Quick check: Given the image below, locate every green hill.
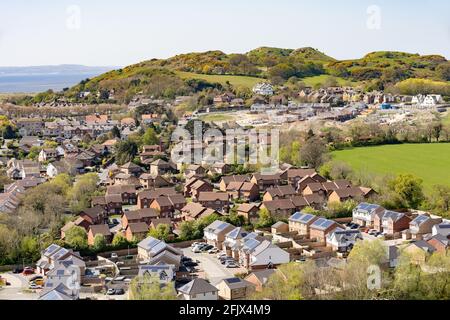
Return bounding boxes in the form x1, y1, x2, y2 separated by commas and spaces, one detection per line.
11, 47, 449, 105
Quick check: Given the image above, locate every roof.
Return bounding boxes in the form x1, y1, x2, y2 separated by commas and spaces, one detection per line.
246, 269, 276, 285
272, 221, 288, 229
178, 278, 218, 295
289, 212, 317, 224
127, 222, 149, 234
81, 206, 104, 219
285, 168, 317, 179
221, 175, 250, 185
221, 277, 255, 290
89, 224, 112, 237
265, 185, 297, 197
139, 188, 178, 200
382, 211, 405, 222
226, 227, 249, 240
262, 199, 295, 211
237, 203, 259, 213
310, 218, 336, 231
410, 214, 431, 227
198, 192, 229, 202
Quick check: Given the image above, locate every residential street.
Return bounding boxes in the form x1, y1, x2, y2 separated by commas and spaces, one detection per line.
0, 273, 38, 300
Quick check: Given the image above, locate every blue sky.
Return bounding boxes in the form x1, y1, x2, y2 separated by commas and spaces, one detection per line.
0, 0, 449, 66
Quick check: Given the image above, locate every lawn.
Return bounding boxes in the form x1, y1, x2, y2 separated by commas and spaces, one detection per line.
199, 113, 235, 122
176, 71, 262, 89
300, 75, 358, 87
332, 143, 450, 191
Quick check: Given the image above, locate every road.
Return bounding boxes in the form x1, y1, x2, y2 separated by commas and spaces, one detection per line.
182, 248, 247, 286
0, 273, 39, 300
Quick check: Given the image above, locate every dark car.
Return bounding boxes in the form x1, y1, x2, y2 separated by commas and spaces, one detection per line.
13, 267, 23, 274
200, 245, 214, 251
183, 261, 198, 267
181, 257, 192, 262
115, 288, 125, 295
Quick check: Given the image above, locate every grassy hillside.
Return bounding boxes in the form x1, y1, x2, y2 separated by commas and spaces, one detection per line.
176, 71, 262, 89
10, 47, 449, 105
332, 144, 450, 191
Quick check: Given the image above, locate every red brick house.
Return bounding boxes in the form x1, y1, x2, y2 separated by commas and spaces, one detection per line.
197, 192, 230, 212
88, 224, 112, 246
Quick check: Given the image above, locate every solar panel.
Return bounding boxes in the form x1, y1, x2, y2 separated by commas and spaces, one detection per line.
52, 248, 69, 260
227, 278, 241, 284
57, 270, 65, 276
217, 222, 229, 230
300, 214, 314, 222
290, 212, 302, 221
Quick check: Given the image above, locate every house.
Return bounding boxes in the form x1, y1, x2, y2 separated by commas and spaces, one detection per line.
79, 206, 106, 225
226, 181, 260, 202
427, 234, 449, 253
120, 162, 142, 176
197, 192, 230, 212
61, 217, 91, 239
280, 168, 323, 188
352, 203, 385, 227
106, 184, 137, 205
409, 214, 442, 240
328, 187, 374, 204
103, 194, 124, 215
217, 278, 256, 300
46, 162, 68, 178
125, 222, 150, 241
403, 241, 436, 264
288, 212, 319, 237
150, 195, 186, 218
209, 163, 232, 176
253, 83, 274, 96
39, 282, 78, 301
185, 164, 206, 178
374, 211, 412, 235
223, 227, 250, 260
137, 265, 175, 285
137, 236, 182, 264
181, 202, 218, 221
87, 224, 112, 246
261, 199, 296, 218
36, 244, 85, 276
189, 180, 214, 199
240, 239, 290, 270
219, 175, 250, 191
432, 222, 450, 237
204, 220, 235, 250
177, 278, 219, 301
236, 203, 260, 224
263, 185, 297, 201
326, 228, 363, 252
122, 208, 158, 229
38, 148, 58, 162
244, 269, 276, 292
251, 173, 282, 191
271, 221, 289, 234
137, 187, 178, 209
150, 159, 172, 176
309, 218, 341, 243
139, 174, 171, 189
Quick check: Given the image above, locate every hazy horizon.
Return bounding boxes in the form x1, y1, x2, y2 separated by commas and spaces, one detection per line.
0, 0, 449, 67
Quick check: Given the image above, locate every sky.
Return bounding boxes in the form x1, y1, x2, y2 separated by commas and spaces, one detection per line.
0, 0, 449, 67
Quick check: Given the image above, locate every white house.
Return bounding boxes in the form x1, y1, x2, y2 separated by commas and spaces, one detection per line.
352, 203, 385, 227
422, 94, 444, 106
240, 237, 290, 270
137, 236, 182, 264
204, 220, 235, 250
137, 264, 175, 284
253, 83, 274, 96
223, 227, 250, 260
326, 228, 363, 252
177, 278, 218, 300
432, 222, 450, 237
36, 244, 85, 276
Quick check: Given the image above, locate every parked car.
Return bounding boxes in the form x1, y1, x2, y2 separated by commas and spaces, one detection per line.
200, 245, 213, 252
22, 267, 34, 276
106, 288, 116, 295
181, 256, 192, 262
220, 257, 235, 265
13, 267, 23, 274
29, 284, 42, 290
115, 288, 125, 295
225, 261, 239, 268
217, 252, 227, 259
183, 261, 198, 267
190, 242, 203, 248
29, 275, 43, 282
111, 253, 118, 259
208, 248, 219, 254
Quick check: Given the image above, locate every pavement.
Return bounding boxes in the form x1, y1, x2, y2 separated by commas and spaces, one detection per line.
0, 273, 39, 300
182, 248, 247, 286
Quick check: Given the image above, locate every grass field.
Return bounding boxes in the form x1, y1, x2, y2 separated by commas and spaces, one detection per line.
332, 143, 450, 191
300, 75, 358, 87
199, 113, 235, 122
176, 71, 262, 89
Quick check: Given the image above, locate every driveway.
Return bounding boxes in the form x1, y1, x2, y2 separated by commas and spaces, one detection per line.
0, 273, 39, 300
182, 248, 247, 286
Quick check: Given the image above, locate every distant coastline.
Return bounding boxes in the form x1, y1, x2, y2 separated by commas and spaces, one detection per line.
0, 65, 116, 93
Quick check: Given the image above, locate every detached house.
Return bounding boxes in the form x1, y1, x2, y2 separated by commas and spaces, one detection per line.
150, 195, 186, 218
87, 224, 112, 246
219, 175, 250, 192
197, 192, 230, 212
189, 180, 214, 199
236, 203, 260, 224
217, 278, 255, 300
204, 220, 235, 250
38, 148, 58, 163
239, 238, 290, 270
309, 218, 342, 243
137, 187, 178, 209
263, 185, 297, 201
139, 173, 171, 189
125, 222, 150, 241
106, 184, 137, 205
409, 214, 442, 240
374, 211, 412, 235
352, 202, 385, 227
289, 212, 320, 237
326, 228, 363, 252
251, 173, 282, 192
226, 181, 260, 202
178, 278, 219, 301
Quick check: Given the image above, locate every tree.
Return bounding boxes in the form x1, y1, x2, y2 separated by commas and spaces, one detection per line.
300, 136, 329, 169
111, 126, 121, 139
252, 263, 304, 300
129, 274, 177, 300
112, 233, 129, 248
2, 125, 16, 139
148, 224, 171, 242
115, 140, 138, 165
64, 226, 88, 250
388, 174, 425, 209
255, 208, 274, 228
428, 185, 450, 217
20, 236, 40, 263
142, 128, 158, 146
93, 234, 107, 252
68, 173, 100, 212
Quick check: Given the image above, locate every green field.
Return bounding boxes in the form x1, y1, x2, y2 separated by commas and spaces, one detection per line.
177, 71, 262, 89
332, 143, 450, 191
199, 113, 235, 122
300, 75, 358, 87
